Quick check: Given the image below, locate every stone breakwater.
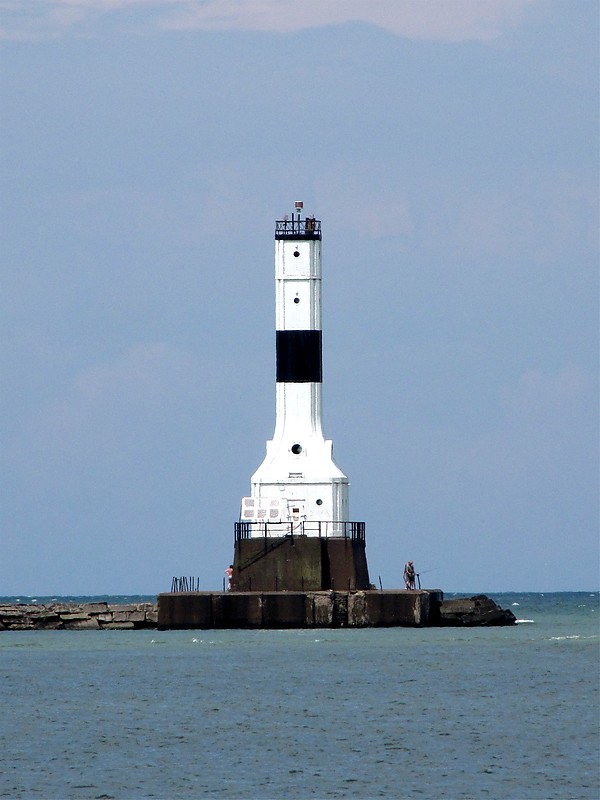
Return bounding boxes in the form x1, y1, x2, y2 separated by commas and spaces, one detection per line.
0, 602, 158, 631
0, 594, 516, 630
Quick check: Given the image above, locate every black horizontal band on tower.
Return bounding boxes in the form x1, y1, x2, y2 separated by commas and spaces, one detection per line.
276, 330, 322, 383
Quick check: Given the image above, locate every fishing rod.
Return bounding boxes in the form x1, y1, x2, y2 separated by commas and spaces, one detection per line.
414, 568, 438, 590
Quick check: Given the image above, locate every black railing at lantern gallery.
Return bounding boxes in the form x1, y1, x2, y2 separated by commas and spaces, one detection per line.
275, 217, 321, 240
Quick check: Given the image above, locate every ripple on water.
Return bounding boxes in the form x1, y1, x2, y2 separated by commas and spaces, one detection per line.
0, 594, 598, 799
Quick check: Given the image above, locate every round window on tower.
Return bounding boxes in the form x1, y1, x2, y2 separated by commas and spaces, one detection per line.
316, 499, 323, 506
291, 444, 302, 455
293, 296, 300, 304
293, 250, 300, 258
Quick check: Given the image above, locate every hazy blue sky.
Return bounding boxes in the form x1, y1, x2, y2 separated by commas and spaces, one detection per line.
1, 1, 598, 595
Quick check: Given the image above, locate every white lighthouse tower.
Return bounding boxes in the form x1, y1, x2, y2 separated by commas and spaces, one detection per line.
233, 203, 368, 593
240, 201, 349, 536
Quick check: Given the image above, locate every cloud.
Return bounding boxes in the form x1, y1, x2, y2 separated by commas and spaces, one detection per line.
454, 365, 596, 490
0, 0, 538, 42
425, 173, 598, 267
6, 343, 210, 484
162, 0, 536, 41
73, 341, 198, 406
315, 166, 414, 238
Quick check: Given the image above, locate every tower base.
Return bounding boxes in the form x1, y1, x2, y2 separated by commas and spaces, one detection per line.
157, 590, 444, 629
232, 535, 370, 592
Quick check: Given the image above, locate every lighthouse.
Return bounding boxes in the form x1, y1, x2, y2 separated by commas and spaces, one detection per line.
234, 202, 369, 592
156, 203, 451, 626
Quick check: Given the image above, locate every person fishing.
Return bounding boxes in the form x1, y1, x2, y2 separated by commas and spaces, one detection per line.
403, 560, 416, 590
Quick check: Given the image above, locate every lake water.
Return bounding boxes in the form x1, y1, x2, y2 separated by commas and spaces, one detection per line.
0, 592, 598, 799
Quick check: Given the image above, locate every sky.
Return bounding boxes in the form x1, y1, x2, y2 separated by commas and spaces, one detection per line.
1, 0, 598, 595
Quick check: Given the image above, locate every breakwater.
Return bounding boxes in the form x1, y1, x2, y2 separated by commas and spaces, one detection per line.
0, 601, 158, 630
158, 590, 516, 629
0, 593, 516, 630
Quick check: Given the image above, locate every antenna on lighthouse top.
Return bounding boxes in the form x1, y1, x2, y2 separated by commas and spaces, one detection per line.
275, 203, 320, 239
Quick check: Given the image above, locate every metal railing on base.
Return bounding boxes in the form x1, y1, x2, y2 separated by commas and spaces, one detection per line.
234, 520, 365, 543
171, 576, 201, 592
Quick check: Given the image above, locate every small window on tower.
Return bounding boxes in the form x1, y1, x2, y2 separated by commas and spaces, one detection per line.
293, 297, 300, 304
293, 250, 300, 257
316, 499, 323, 506
291, 444, 302, 455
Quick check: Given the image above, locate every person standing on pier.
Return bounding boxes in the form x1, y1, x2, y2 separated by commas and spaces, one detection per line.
225, 565, 233, 590
404, 561, 416, 590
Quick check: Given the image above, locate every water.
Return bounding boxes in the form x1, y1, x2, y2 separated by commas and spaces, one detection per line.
0, 592, 598, 800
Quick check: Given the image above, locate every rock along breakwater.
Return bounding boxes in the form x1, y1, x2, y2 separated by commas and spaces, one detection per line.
0, 601, 158, 631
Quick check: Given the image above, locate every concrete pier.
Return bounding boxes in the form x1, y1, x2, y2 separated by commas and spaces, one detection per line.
0, 593, 515, 631
157, 589, 444, 629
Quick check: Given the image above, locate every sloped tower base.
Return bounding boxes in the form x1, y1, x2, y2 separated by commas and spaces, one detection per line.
232, 536, 370, 592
